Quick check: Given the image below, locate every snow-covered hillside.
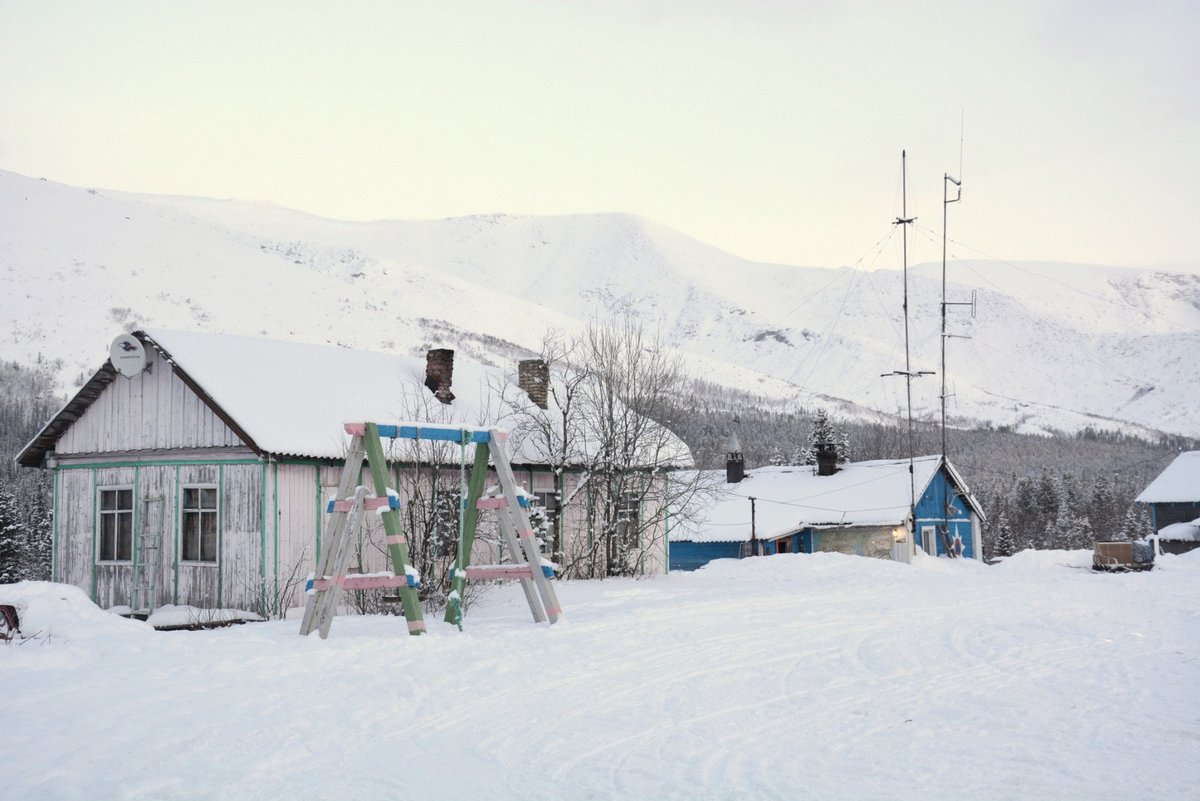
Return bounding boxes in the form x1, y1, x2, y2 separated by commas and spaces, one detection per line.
3, 169, 1198, 438
3, 551, 1198, 800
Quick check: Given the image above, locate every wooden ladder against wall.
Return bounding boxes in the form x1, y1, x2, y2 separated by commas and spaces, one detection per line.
130, 496, 164, 618
299, 428, 424, 639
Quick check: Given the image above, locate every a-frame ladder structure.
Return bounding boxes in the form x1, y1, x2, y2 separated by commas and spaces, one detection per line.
300, 422, 562, 639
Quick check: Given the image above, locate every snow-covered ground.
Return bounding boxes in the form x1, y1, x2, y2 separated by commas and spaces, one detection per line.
3, 551, 1198, 800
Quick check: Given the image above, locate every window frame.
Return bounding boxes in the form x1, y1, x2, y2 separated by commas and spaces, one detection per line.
96, 485, 135, 564
616, 490, 641, 549
179, 484, 220, 565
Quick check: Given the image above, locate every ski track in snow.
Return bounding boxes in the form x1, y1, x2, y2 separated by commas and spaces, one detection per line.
3, 552, 1199, 800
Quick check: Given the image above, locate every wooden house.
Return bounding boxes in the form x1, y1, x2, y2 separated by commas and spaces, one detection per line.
1136, 451, 1200, 555
16, 329, 687, 616
669, 454, 985, 571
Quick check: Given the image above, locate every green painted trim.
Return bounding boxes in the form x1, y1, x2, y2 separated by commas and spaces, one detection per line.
216, 464, 224, 608
314, 464, 322, 561
260, 460, 268, 618
89, 468, 97, 601
172, 465, 180, 605
133, 465, 141, 607
57, 458, 262, 471
51, 468, 60, 582
272, 461, 279, 616
663, 471, 670, 575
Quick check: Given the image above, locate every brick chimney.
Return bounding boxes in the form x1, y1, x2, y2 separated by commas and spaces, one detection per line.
424, 349, 455, 404
518, 358, 549, 409
725, 431, 745, 484
814, 442, 838, 476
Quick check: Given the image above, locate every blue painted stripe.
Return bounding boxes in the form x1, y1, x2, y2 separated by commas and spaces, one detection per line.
326, 495, 402, 513
375, 424, 491, 443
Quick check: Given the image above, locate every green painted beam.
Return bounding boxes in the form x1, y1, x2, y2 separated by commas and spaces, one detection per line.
362, 423, 426, 635
445, 441, 491, 624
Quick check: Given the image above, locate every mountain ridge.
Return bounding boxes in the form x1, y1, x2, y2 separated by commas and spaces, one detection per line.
2, 168, 1196, 440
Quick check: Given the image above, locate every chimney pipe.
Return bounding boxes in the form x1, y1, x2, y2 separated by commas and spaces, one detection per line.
726, 430, 745, 483
815, 442, 838, 476
518, 358, 549, 409
424, 348, 455, 404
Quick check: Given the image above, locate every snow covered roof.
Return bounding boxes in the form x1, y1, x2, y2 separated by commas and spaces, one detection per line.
674, 456, 979, 543
1136, 451, 1200, 503
20, 328, 691, 467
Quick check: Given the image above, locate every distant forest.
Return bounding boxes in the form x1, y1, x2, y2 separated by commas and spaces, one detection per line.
0, 360, 1192, 582
0, 360, 58, 582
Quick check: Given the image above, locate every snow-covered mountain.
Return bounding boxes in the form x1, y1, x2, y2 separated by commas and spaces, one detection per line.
3, 169, 1198, 439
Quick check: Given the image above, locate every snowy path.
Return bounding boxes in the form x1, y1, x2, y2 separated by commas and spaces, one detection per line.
3, 551, 1198, 800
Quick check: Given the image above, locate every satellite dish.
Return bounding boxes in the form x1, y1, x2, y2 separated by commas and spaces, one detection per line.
109, 334, 147, 378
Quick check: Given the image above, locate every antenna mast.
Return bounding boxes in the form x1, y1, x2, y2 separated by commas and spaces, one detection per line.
882, 151, 931, 514
940, 171, 962, 460
939, 114, 975, 557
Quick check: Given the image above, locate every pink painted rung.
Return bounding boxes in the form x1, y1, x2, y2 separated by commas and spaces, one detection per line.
343, 423, 366, 436
476, 497, 507, 509
311, 575, 415, 591
465, 565, 535, 580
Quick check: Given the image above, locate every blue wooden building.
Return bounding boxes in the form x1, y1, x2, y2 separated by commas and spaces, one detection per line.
670, 455, 985, 571
1136, 451, 1200, 554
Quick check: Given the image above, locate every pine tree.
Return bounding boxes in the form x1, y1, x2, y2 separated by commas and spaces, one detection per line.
800, 409, 852, 465
992, 510, 1017, 559
1117, 504, 1152, 541
0, 486, 20, 584
1049, 506, 1093, 550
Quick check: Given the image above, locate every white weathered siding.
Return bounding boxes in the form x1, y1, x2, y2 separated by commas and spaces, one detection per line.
56, 349, 244, 454
56, 469, 96, 592
175, 464, 219, 609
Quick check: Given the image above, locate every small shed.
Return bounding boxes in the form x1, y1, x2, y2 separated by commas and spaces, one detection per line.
669, 455, 985, 571
1136, 451, 1200, 555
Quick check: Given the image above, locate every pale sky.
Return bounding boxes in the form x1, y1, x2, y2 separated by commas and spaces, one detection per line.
2, 1, 1197, 271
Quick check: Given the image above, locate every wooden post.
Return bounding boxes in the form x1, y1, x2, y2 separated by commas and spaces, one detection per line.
445, 439, 491, 624
362, 423, 426, 635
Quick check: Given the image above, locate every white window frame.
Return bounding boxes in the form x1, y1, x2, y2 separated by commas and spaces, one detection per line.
920, 524, 937, 556
96, 485, 135, 564
179, 484, 220, 565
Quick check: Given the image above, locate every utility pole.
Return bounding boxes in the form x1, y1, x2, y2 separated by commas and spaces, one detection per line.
748, 496, 758, 556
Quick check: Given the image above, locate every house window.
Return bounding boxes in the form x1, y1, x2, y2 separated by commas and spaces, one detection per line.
98, 487, 134, 562
181, 486, 218, 563
616, 491, 640, 548
533, 490, 559, 529
777, 538, 790, 554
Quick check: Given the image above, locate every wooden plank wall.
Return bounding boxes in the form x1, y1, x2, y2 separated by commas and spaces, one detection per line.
56, 469, 97, 595
55, 348, 243, 454
90, 466, 135, 609
175, 464, 219, 609
220, 464, 264, 613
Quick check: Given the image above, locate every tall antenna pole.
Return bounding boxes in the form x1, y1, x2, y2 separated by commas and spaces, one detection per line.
941, 171, 961, 461
896, 152, 919, 511
882, 151, 932, 547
